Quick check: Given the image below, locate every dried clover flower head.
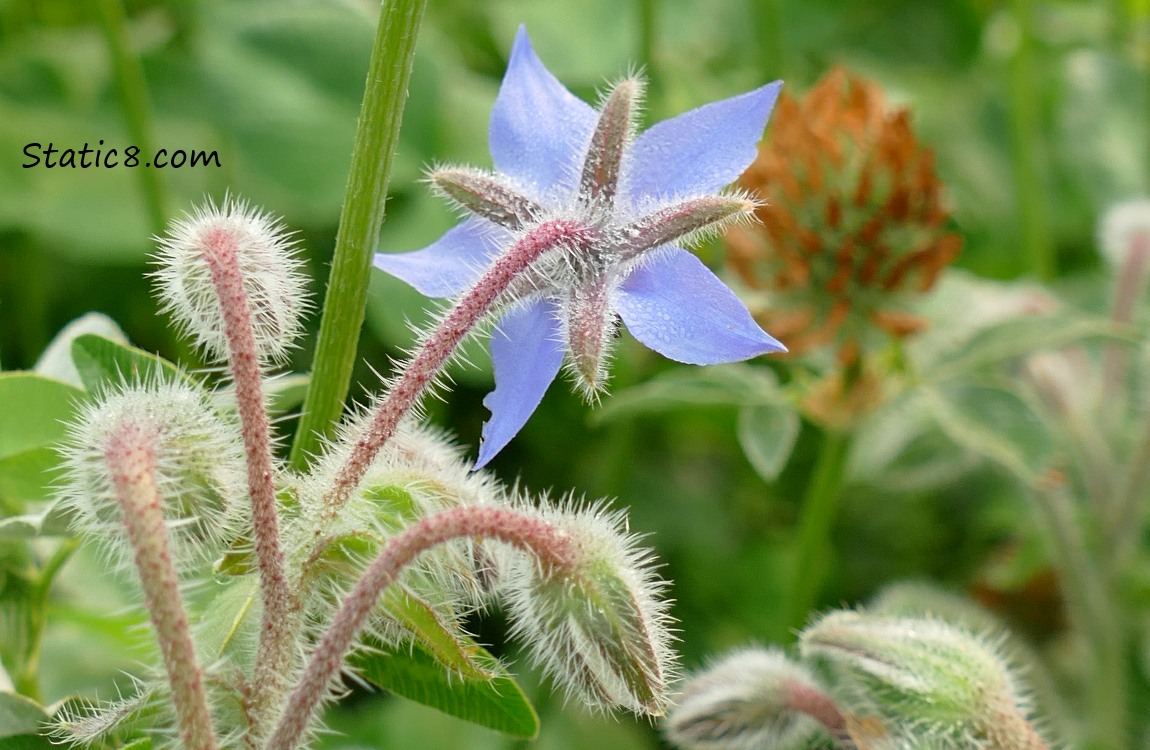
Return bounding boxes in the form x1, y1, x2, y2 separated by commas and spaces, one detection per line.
725, 67, 961, 365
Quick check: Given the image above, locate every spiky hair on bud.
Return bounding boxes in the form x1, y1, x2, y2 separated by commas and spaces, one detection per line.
151, 196, 310, 363
286, 417, 510, 664
500, 499, 677, 716
59, 380, 247, 573
799, 612, 1050, 750
664, 646, 838, 750
295, 414, 507, 586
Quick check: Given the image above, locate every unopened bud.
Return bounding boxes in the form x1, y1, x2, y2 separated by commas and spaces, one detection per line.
60, 381, 247, 570
503, 503, 676, 716
665, 646, 839, 750
799, 612, 1048, 750
1099, 198, 1150, 270
151, 197, 309, 363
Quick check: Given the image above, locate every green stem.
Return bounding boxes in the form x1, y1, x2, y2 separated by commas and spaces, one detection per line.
636, 0, 658, 90
784, 429, 850, 635
290, 0, 429, 469
751, 0, 786, 79
1006, 0, 1054, 280
94, 0, 168, 235
1029, 486, 1125, 750
1110, 404, 1150, 570
15, 539, 79, 701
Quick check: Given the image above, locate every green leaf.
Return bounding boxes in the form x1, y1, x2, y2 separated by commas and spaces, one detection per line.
118, 739, 152, 750
921, 382, 1053, 486
69, 334, 184, 393
926, 312, 1132, 382
265, 373, 310, 416
212, 373, 310, 418
737, 402, 800, 482
380, 587, 490, 680
0, 692, 49, 738
0, 374, 85, 502
33, 313, 128, 388
350, 642, 539, 739
594, 365, 784, 424
0, 500, 72, 539
193, 576, 259, 663
303, 530, 490, 679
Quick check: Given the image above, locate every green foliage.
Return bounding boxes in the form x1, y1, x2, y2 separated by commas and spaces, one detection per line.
350, 643, 539, 739
4, 1, 1150, 748
0, 374, 84, 503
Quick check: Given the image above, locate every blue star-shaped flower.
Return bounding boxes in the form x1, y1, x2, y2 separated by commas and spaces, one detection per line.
376, 27, 786, 467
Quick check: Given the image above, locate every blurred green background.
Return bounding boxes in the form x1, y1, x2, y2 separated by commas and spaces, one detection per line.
1, 0, 1147, 747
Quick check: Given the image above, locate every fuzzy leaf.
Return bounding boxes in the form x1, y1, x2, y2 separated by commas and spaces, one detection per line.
0, 373, 85, 502
118, 739, 153, 750
69, 334, 185, 393
381, 587, 491, 680
195, 576, 260, 663
211, 372, 311, 418
0, 500, 72, 539
737, 402, 800, 481
593, 364, 784, 423
926, 313, 1132, 382
921, 382, 1053, 486
0, 693, 49, 738
350, 642, 539, 739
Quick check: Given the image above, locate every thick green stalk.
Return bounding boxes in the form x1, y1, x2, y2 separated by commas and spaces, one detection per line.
94, 0, 168, 234
752, 0, 786, 79
290, 0, 429, 468
13, 540, 78, 700
1006, 0, 1055, 280
783, 429, 850, 636
636, 0, 658, 89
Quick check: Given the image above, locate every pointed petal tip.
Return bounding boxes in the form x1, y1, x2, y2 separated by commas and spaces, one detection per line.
510, 24, 533, 58
490, 25, 597, 193
616, 248, 789, 365
474, 300, 565, 469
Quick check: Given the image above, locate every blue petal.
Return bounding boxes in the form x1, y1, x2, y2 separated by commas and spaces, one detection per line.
622, 81, 783, 200
374, 219, 510, 298
476, 298, 565, 468
614, 248, 786, 364
488, 27, 598, 195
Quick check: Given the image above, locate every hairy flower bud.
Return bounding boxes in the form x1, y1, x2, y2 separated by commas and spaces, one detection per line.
665, 647, 840, 750
799, 612, 1048, 750
60, 380, 247, 571
502, 502, 676, 716
1099, 198, 1150, 271
151, 197, 309, 363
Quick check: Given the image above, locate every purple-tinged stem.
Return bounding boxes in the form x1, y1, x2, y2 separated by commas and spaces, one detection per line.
106, 424, 218, 750
323, 219, 594, 515
780, 679, 848, 741
201, 228, 295, 735
266, 505, 576, 750
1101, 231, 1150, 403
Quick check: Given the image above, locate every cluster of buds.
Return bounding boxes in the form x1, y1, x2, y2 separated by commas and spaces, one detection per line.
55, 197, 676, 750
666, 610, 1050, 750
725, 68, 961, 368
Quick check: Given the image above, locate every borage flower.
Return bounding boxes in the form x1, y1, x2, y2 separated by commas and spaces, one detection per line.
376, 27, 785, 466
